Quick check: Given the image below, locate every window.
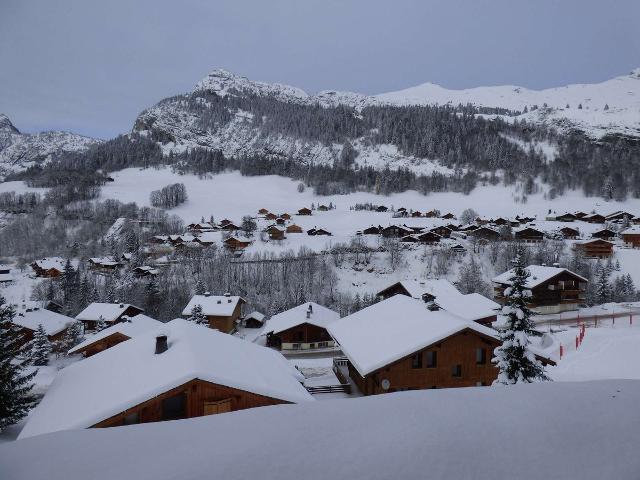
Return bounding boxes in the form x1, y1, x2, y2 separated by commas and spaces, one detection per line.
476, 348, 487, 365
411, 352, 422, 369
309, 343, 316, 349
123, 412, 139, 425
292, 343, 301, 350
203, 399, 231, 416
318, 341, 328, 348
451, 365, 462, 377
161, 393, 186, 420
426, 351, 437, 368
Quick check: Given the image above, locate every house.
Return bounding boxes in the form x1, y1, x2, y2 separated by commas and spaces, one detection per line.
30, 257, 66, 278
559, 226, 580, 240
223, 236, 252, 251
416, 231, 441, 244
327, 295, 504, 394
18, 319, 312, 440
591, 228, 616, 241
574, 211, 588, 219
68, 314, 162, 357
0, 265, 12, 284
220, 222, 240, 231
307, 227, 332, 236
317, 205, 329, 212
286, 224, 303, 234
450, 243, 466, 254
275, 217, 286, 225
441, 212, 456, 220
468, 226, 500, 242
88, 257, 122, 273
411, 210, 422, 218
297, 207, 312, 216
11, 303, 73, 346
265, 225, 286, 240
573, 239, 614, 258
621, 226, 640, 248
424, 209, 439, 218
381, 225, 413, 238
375, 205, 388, 212
187, 222, 215, 232
583, 213, 606, 224
76, 303, 144, 332
493, 217, 511, 226
514, 226, 545, 243
362, 225, 382, 235
555, 213, 577, 222
181, 293, 246, 333
257, 208, 269, 215
265, 212, 278, 221
606, 211, 635, 222
265, 302, 340, 352
133, 266, 160, 277
430, 226, 452, 238
279, 213, 291, 220
493, 265, 588, 314
400, 235, 420, 243
445, 223, 460, 231
243, 311, 266, 329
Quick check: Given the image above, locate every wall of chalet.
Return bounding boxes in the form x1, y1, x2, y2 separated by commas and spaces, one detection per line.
76, 332, 131, 357
274, 323, 332, 344
207, 303, 242, 333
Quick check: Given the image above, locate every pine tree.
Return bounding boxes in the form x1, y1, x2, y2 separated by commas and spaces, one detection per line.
188, 304, 208, 326
95, 316, 107, 332
493, 255, 548, 385
194, 278, 206, 295
595, 266, 610, 304
63, 320, 84, 352
144, 277, 162, 318
0, 298, 37, 431
30, 324, 52, 366
62, 259, 78, 314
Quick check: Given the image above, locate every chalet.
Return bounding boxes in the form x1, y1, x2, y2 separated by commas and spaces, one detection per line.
583, 213, 606, 224
76, 303, 145, 332
430, 226, 452, 238
0, 265, 12, 284
493, 217, 510, 226
555, 213, 577, 222
621, 226, 640, 248
375, 205, 388, 212
400, 235, 420, 243
257, 208, 269, 215
445, 223, 460, 231
411, 210, 422, 218
416, 231, 441, 244
591, 228, 616, 241
516, 216, 535, 224
181, 293, 246, 333
450, 243, 466, 254
265, 303, 340, 352
265, 212, 278, 220
68, 314, 162, 358
559, 226, 580, 240
266, 225, 286, 240
220, 222, 240, 231
18, 319, 312, 440
307, 227, 332, 236
396, 207, 408, 216
187, 222, 215, 232
275, 217, 286, 225
606, 211, 635, 222
493, 265, 588, 314
574, 211, 588, 219
193, 232, 217, 246
424, 210, 438, 218
243, 311, 266, 328
460, 224, 478, 232
30, 257, 66, 278
279, 213, 291, 220
573, 239, 614, 259
441, 213, 456, 220
376, 279, 499, 325
219, 219, 233, 227
514, 226, 545, 243
317, 205, 330, 212
11, 303, 73, 347
167, 233, 196, 245
148, 235, 170, 245
475, 217, 491, 225
328, 296, 505, 394
223, 236, 252, 251
468, 226, 500, 242
297, 207, 312, 216
286, 224, 303, 234
362, 225, 382, 235
88, 257, 122, 273
381, 225, 413, 238
133, 265, 160, 277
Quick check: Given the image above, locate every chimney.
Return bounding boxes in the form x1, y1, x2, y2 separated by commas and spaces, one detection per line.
224, 292, 231, 297
306, 304, 313, 319
553, 262, 560, 268
155, 335, 168, 354
119, 303, 124, 308
204, 291, 211, 297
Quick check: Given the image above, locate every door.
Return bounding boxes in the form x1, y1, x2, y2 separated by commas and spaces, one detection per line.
203, 399, 232, 416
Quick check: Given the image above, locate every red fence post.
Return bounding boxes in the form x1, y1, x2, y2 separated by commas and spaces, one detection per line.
575, 336, 579, 349
560, 345, 564, 359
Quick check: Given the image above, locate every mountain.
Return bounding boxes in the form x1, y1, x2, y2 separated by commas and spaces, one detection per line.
0, 114, 101, 179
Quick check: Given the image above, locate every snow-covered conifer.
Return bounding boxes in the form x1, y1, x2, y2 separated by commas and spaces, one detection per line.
30, 324, 52, 366
188, 304, 208, 325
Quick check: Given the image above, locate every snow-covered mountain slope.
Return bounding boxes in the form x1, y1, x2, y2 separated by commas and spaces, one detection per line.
0, 114, 101, 179
375, 68, 640, 139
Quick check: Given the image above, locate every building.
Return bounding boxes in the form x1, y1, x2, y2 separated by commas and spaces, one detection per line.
514, 226, 545, 243
555, 213, 577, 222
621, 226, 640, 248
0, 265, 12, 284
583, 213, 605, 224
381, 225, 413, 238
430, 226, 452, 238
328, 296, 504, 395
416, 231, 441, 244
68, 314, 162, 358
573, 239, 614, 258
493, 265, 588, 314
76, 303, 144, 332
181, 293, 245, 333
559, 226, 579, 240
18, 319, 313, 440
285, 224, 303, 234
11, 303, 73, 346
362, 225, 382, 235
243, 311, 266, 328
468, 226, 500, 242
297, 207, 312, 216
307, 227, 332, 236
591, 228, 616, 241
30, 257, 66, 278
265, 302, 340, 351
605, 211, 635, 222
223, 236, 252, 251
265, 225, 286, 240
88, 257, 122, 273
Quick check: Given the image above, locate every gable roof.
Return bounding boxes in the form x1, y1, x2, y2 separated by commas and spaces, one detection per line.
328, 295, 498, 376
244, 311, 266, 322
31, 257, 66, 271
377, 279, 460, 300
68, 314, 163, 354
181, 295, 245, 317
11, 303, 73, 336
265, 302, 340, 335
622, 226, 640, 235
493, 265, 588, 289
76, 303, 144, 323
19, 319, 313, 440
434, 293, 499, 322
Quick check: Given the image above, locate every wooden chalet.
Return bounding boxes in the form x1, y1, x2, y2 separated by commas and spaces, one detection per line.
514, 227, 545, 243
559, 226, 579, 240
133, 266, 159, 277
424, 210, 438, 218
430, 226, 452, 238
441, 212, 456, 220
574, 211, 588, 219
18, 319, 312, 440
381, 225, 413, 238
468, 226, 500, 242
285, 224, 303, 234
362, 225, 382, 235
88, 257, 122, 273
297, 207, 312, 216
328, 296, 552, 395
591, 228, 616, 241
493, 265, 587, 314
445, 223, 460, 231
573, 239, 614, 259
375, 205, 388, 212
265, 303, 340, 352
400, 235, 420, 243
606, 211, 635, 222
223, 236, 252, 251
182, 293, 246, 333
257, 208, 269, 215
265, 212, 278, 220
30, 257, 66, 278
0, 266, 11, 284
76, 303, 145, 332
266, 225, 286, 240
417, 231, 441, 244
584, 213, 606, 224
243, 311, 266, 328
317, 205, 329, 211
411, 210, 422, 218
307, 227, 332, 236
493, 217, 510, 226
621, 226, 640, 248
555, 213, 577, 222
279, 213, 291, 220
11, 303, 73, 347
220, 222, 240, 231
68, 314, 162, 358
275, 217, 286, 225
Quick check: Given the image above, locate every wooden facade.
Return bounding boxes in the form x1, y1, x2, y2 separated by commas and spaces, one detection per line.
468, 226, 500, 242
92, 378, 288, 429
591, 229, 616, 241
297, 208, 312, 215
573, 239, 614, 259
286, 224, 303, 234
430, 226, 452, 238
267, 322, 334, 351
347, 329, 501, 395
622, 232, 640, 248
205, 301, 243, 333
559, 227, 579, 239
72, 332, 131, 357
515, 227, 544, 243
30, 263, 63, 278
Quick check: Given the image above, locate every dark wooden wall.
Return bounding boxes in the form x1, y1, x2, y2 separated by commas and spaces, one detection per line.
275, 323, 332, 344
207, 303, 242, 333
76, 332, 131, 357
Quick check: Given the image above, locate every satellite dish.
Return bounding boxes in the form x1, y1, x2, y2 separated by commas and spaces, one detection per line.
381, 378, 390, 391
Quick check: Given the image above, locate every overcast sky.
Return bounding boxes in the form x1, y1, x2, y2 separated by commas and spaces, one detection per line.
1, 0, 638, 139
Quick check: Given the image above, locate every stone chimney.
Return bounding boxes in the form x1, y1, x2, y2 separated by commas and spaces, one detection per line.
155, 335, 168, 354
306, 304, 313, 319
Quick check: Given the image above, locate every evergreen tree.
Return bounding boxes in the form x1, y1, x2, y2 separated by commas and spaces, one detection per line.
62, 320, 84, 352
188, 304, 208, 325
493, 255, 548, 385
595, 266, 610, 304
95, 316, 107, 332
0, 297, 37, 431
62, 259, 78, 314
30, 324, 52, 366
456, 256, 489, 296
144, 277, 162, 318
194, 278, 206, 295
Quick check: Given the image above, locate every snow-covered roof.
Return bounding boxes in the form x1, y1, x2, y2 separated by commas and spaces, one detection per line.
31, 257, 65, 271
19, 319, 313, 439
328, 295, 498, 376
0, 272, 12, 282
265, 302, 340, 335
245, 311, 266, 322
68, 314, 163, 354
75, 303, 143, 323
181, 294, 245, 317
622, 226, 640, 235
12, 304, 73, 336
381, 279, 460, 299
434, 293, 499, 322
492, 265, 588, 289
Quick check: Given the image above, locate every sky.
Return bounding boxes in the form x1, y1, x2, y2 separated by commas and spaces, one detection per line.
0, 0, 638, 139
